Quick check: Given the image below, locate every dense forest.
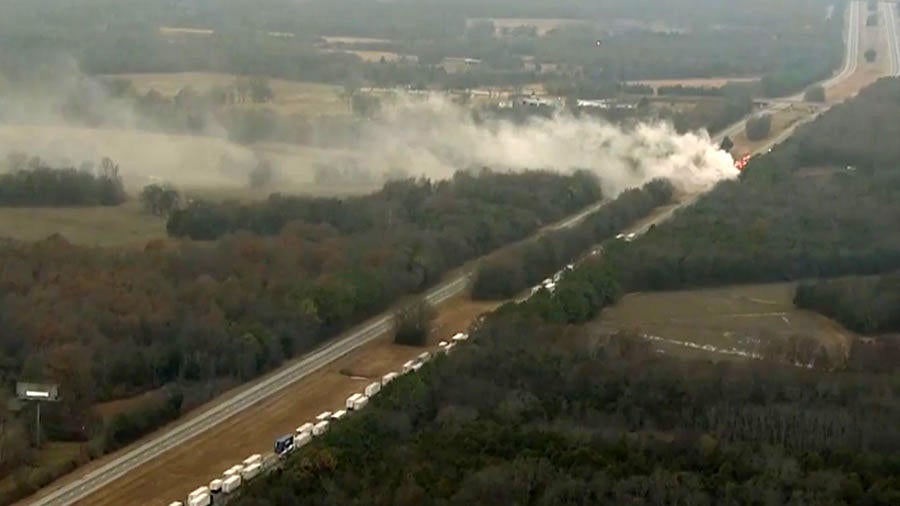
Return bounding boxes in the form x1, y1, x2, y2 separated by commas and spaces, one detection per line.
472, 178, 673, 299
0, 169, 606, 501
607, 78, 900, 292
795, 272, 900, 334
233, 260, 900, 506
0, 0, 843, 95
0, 156, 126, 207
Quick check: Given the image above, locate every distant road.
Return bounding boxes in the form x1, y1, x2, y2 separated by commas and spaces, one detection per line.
24, 5, 862, 506
883, 1, 900, 76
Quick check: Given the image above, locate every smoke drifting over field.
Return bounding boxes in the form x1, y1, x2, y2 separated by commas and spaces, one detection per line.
359, 96, 737, 196
0, 65, 736, 195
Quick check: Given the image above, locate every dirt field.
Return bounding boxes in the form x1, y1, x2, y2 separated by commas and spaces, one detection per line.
31, 296, 500, 506
106, 72, 347, 117
0, 200, 164, 247
628, 76, 760, 91
594, 283, 856, 363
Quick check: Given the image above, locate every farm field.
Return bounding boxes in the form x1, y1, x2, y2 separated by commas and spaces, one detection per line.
594, 283, 856, 364
104, 72, 347, 116
0, 200, 164, 247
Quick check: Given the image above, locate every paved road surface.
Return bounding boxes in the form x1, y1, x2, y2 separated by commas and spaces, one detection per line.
883, 1, 900, 76
25, 4, 863, 506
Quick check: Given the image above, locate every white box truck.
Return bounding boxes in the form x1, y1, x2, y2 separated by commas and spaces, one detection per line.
313, 420, 329, 435
445, 342, 457, 353
242, 454, 262, 467
417, 352, 431, 363
364, 381, 381, 397
294, 431, 312, 448
315, 411, 332, 421
296, 422, 314, 435
402, 360, 415, 373
209, 479, 223, 494
346, 393, 363, 409
411, 362, 424, 371
241, 462, 261, 481
168, 502, 183, 506
222, 475, 242, 494
382, 372, 399, 385
452, 332, 469, 342
331, 409, 347, 420
352, 396, 369, 410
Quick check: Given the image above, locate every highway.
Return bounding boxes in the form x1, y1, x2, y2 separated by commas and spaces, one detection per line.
25, 4, 863, 506
883, 1, 900, 76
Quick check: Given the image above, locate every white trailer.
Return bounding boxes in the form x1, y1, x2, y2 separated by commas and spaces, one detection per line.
411, 362, 424, 372
294, 431, 312, 448
187, 487, 210, 506
451, 332, 469, 342
315, 411, 332, 421
188, 487, 209, 499
222, 475, 242, 494
241, 462, 261, 481
295, 422, 314, 435
242, 454, 262, 467
445, 342, 457, 353
346, 393, 363, 409
168, 502, 183, 506
381, 372, 399, 385
331, 409, 347, 421
402, 360, 415, 373
417, 351, 431, 363
209, 479, 223, 493
313, 420, 330, 435
364, 381, 381, 397
351, 396, 369, 410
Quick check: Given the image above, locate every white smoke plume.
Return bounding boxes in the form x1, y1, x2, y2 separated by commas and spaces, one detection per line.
357, 95, 737, 196
0, 62, 736, 196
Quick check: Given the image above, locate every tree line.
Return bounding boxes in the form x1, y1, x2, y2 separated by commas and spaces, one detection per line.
471, 179, 673, 300
232, 262, 900, 506
1, 0, 844, 99
0, 156, 126, 207
606, 78, 900, 293
0, 169, 601, 502
795, 272, 900, 334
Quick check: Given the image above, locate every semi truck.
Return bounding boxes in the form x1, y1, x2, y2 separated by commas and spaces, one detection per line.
274, 434, 294, 455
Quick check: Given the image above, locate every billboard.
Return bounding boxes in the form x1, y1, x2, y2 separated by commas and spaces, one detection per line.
16, 382, 59, 401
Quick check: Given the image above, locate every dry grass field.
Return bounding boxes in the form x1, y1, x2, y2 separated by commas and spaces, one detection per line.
106, 72, 347, 117
0, 200, 165, 247
595, 283, 856, 363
